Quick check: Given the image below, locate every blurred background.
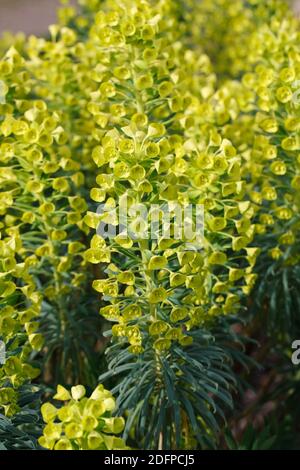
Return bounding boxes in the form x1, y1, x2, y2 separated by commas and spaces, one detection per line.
0, 0, 74, 35
0, 0, 299, 35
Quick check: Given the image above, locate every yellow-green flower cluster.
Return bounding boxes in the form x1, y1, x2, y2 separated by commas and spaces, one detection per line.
244, 84, 300, 263
24, 29, 96, 175
0, 46, 90, 414
0, 0, 298, 450
39, 384, 128, 450
201, 0, 300, 266
184, 0, 294, 80
0, 32, 25, 57
82, 0, 257, 354
240, 18, 300, 265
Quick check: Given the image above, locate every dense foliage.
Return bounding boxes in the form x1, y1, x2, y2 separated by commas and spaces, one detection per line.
0, 0, 299, 450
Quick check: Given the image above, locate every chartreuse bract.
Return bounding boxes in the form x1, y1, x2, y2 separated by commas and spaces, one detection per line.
39, 384, 128, 450
239, 9, 300, 336
201, 0, 300, 335
184, 0, 293, 80
81, 0, 258, 449
0, 41, 98, 418
0, 0, 298, 452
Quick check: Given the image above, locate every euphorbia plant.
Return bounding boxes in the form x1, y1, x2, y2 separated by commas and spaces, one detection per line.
0, 0, 299, 452
202, 0, 300, 336
81, 0, 258, 449
0, 43, 100, 416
